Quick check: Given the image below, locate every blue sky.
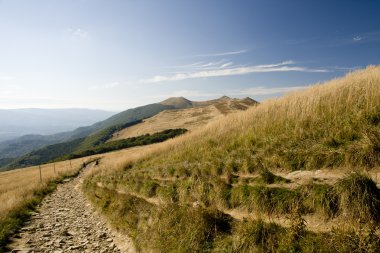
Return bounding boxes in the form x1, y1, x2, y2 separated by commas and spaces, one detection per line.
0, 0, 379, 111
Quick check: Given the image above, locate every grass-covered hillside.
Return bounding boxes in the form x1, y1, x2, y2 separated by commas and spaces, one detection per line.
3, 97, 256, 170
1, 97, 256, 170
111, 96, 257, 141
84, 66, 380, 252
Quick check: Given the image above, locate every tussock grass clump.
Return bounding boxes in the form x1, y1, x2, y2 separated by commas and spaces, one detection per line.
82, 180, 155, 238
156, 183, 179, 203
301, 183, 339, 218
230, 184, 255, 210
230, 184, 300, 215
335, 172, 380, 223
254, 186, 301, 215
140, 180, 160, 197
82, 67, 380, 252
137, 66, 380, 175
259, 168, 290, 184
139, 205, 232, 253
232, 219, 283, 253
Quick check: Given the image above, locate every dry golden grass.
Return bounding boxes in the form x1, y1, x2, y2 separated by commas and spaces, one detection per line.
110, 97, 256, 141
110, 105, 222, 141
83, 142, 182, 181
93, 66, 380, 180
3, 66, 378, 252
0, 159, 85, 222
134, 65, 380, 171
83, 66, 380, 252
0, 143, 164, 220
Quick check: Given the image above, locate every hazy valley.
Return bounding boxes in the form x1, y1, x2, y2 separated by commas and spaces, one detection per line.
0, 108, 115, 142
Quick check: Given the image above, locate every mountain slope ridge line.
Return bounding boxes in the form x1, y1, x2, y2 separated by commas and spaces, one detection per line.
83, 66, 380, 252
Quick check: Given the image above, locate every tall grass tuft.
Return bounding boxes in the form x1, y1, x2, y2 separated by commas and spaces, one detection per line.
82, 66, 380, 252
232, 219, 283, 253
335, 172, 380, 223
141, 205, 232, 253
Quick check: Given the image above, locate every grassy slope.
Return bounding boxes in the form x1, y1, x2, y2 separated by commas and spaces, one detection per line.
149, 67, 380, 173
111, 97, 257, 141
6, 97, 257, 169
63, 129, 188, 160
84, 66, 380, 252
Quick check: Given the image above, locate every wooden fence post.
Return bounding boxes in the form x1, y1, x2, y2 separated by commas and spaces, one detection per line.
54, 162, 56, 174
70, 160, 72, 170
39, 165, 42, 183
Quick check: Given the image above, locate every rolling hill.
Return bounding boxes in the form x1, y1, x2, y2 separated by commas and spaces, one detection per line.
84, 66, 380, 252
0, 103, 175, 163
111, 96, 257, 141
1, 97, 257, 170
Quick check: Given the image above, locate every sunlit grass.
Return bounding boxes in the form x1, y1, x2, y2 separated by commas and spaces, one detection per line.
84, 66, 380, 252
0, 158, 89, 249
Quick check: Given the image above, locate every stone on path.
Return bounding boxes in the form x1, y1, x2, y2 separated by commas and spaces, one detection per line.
6, 163, 128, 252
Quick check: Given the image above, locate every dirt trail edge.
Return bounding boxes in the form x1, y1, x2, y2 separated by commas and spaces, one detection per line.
6, 162, 135, 253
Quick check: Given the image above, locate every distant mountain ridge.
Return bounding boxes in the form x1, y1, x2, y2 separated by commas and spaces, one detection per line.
0, 96, 258, 170
0, 108, 115, 142
159, 97, 193, 108
112, 96, 258, 141
0, 103, 174, 161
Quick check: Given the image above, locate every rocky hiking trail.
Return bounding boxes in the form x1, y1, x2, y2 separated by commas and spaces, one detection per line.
6, 162, 135, 253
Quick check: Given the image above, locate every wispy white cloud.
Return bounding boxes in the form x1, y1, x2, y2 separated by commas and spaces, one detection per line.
142, 61, 328, 83
146, 90, 216, 99
352, 30, 380, 43
66, 28, 89, 39
146, 86, 307, 100
192, 49, 248, 58
220, 62, 233, 68
169, 60, 235, 70
326, 30, 380, 47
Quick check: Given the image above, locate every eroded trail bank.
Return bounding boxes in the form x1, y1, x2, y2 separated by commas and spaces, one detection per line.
6, 163, 134, 253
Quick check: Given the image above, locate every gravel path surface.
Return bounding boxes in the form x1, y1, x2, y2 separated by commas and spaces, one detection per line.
6, 163, 134, 253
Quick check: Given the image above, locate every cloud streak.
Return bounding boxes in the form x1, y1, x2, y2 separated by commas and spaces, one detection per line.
192, 49, 248, 57
66, 28, 89, 39
142, 61, 328, 83
172, 60, 235, 70
146, 86, 307, 100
